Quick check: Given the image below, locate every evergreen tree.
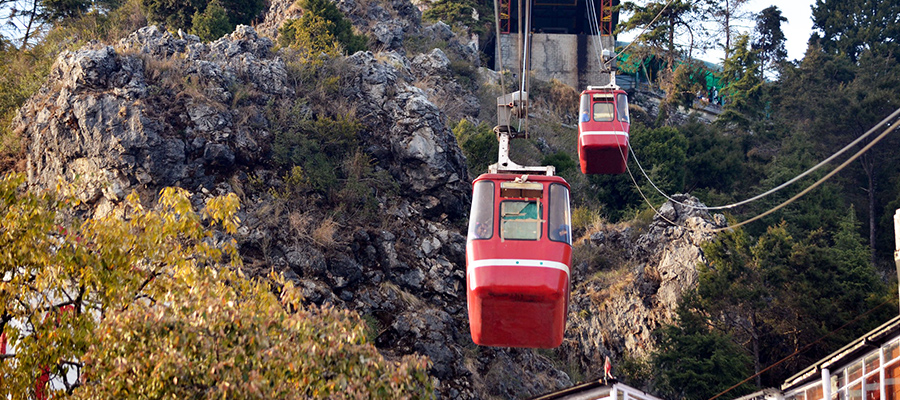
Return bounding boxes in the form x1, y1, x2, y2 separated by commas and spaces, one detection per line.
695, 220, 893, 388
717, 34, 763, 130
811, 0, 900, 62
279, 15, 342, 62
423, 0, 492, 35
652, 298, 756, 400
681, 120, 744, 196
752, 5, 787, 77
40, 0, 90, 21
220, 0, 263, 29
630, 123, 687, 198
774, 44, 900, 267
142, 0, 262, 34
278, 0, 367, 59
142, 0, 206, 31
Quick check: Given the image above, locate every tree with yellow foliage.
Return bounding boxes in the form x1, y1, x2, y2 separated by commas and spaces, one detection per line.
0, 173, 432, 398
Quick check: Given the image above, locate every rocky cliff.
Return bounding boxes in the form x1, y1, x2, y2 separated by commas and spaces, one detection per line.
564, 197, 726, 374
12, 5, 725, 399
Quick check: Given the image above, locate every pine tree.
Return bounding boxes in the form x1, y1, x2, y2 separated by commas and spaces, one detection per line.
811, 0, 900, 62
652, 298, 756, 400
278, 0, 367, 60
752, 5, 787, 77
717, 34, 763, 129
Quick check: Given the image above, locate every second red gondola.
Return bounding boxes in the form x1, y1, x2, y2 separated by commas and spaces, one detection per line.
578, 86, 630, 174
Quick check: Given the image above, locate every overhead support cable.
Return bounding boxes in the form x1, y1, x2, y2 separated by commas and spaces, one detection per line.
493, 0, 506, 93
521, 0, 532, 135
630, 106, 900, 212
620, 107, 900, 233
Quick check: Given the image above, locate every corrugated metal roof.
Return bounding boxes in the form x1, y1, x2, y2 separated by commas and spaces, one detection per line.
782, 315, 900, 391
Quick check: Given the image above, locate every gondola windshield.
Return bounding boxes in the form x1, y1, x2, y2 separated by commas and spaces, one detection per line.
469, 181, 494, 240
593, 102, 614, 121
617, 93, 629, 122
548, 184, 572, 244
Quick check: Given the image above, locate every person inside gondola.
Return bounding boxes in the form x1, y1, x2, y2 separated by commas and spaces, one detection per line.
550, 224, 570, 242
474, 220, 492, 239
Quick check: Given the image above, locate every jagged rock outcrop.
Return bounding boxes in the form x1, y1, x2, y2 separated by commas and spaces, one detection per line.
258, 0, 481, 124
562, 194, 727, 374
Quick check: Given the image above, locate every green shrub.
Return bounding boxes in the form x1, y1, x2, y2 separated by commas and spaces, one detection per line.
279, 16, 342, 63
541, 151, 577, 175
449, 59, 478, 90
423, 0, 492, 34
191, 0, 232, 42
142, 0, 262, 33
452, 119, 497, 176
0, 42, 60, 171
270, 100, 362, 192
278, 0, 367, 60
571, 206, 603, 232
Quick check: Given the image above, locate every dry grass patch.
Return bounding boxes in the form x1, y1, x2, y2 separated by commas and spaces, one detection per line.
312, 215, 339, 247
288, 210, 312, 240
380, 281, 425, 310
585, 268, 634, 308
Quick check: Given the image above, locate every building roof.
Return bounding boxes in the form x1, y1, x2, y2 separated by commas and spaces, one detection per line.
529, 380, 664, 400
781, 314, 900, 391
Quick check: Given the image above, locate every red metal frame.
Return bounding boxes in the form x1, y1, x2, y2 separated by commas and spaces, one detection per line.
600, 0, 613, 35
500, 0, 511, 33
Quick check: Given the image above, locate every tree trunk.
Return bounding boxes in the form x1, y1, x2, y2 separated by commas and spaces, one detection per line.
863, 153, 877, 267
752, 314, 762, 388
668, 15, 675, 66
21, 0, 40, 48
724, 0, 731, 58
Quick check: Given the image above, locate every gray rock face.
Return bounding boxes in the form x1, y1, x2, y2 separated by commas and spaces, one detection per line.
345, 50, 470, 218
337, 0, 421, 50
20, 26, 290, 206
563, 194, 726, 373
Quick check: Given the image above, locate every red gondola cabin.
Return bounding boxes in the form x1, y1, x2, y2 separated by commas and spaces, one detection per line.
466, 173, 573, 348
578, 86, 630, 174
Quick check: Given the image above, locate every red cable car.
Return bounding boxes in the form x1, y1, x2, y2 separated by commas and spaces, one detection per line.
466, 173, 573, 348
578, 85, 630, 174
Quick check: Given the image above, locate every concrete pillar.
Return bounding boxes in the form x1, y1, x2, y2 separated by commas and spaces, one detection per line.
498, 33, 618, 90
822, 368, 832, 400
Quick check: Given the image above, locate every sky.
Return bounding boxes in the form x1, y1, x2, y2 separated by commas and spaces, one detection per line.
618, 0, 818, 64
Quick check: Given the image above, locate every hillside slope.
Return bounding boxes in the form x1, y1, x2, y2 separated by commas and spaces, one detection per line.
11, 9, 725, 400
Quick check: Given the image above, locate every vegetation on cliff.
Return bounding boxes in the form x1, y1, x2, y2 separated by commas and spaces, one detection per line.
0, 174, 432, 398
1, 0, 900, 398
